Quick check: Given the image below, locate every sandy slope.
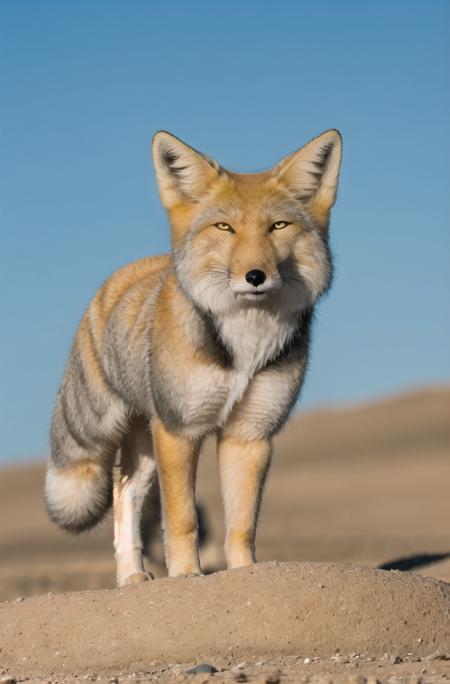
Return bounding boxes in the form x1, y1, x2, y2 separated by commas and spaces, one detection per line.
1, 562, 449, 682
0, 387, 449, 682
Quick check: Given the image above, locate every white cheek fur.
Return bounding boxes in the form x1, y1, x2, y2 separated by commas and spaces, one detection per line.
177, 235, 329, 319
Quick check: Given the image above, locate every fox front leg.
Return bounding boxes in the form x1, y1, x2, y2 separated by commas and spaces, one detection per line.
218, 435, 272, 569
152, 417, 203, 577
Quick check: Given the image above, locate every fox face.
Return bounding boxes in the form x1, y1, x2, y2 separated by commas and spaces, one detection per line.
152, 130, 342, 317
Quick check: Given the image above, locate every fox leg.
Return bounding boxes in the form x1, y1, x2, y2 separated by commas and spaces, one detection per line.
152, 417, 202, 577
218, 435, 272, 569
114, 418, 156, 588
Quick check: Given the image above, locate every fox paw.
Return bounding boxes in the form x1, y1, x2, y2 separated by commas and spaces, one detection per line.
117, 571, 154, 588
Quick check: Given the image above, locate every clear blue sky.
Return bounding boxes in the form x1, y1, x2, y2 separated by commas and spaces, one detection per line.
1, 1, 449, 462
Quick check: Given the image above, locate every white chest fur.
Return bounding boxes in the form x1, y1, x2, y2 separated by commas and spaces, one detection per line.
216, 307, 298, 424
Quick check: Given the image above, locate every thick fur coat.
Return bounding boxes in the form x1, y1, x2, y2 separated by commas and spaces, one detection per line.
45, 130, 342, 586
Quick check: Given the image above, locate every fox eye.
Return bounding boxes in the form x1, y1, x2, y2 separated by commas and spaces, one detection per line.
214, 222, 235, 233
270, 221, 290, 231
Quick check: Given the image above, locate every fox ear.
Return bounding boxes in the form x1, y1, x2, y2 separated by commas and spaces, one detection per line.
152, 131, 221, 209
275, 129, 342, 228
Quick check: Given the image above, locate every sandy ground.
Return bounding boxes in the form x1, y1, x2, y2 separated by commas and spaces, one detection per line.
1, 562, 449, 683
0, 387, 449, 682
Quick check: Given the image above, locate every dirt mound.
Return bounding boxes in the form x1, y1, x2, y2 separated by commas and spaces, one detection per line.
1, 389, 450, 681
1, 562, 448, 679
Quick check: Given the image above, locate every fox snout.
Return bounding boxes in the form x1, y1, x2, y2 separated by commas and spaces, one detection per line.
246, 269, 266, 287
230, 268, 282, 300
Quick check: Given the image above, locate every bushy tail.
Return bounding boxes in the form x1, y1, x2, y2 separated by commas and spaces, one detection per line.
45, 457, 113, 534
45, 392, 115, 534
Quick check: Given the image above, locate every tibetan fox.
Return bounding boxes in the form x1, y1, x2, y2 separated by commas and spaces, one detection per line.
45, 129, 342, 586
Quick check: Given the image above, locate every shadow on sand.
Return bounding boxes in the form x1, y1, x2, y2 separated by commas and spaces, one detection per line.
379, 551, 450, 572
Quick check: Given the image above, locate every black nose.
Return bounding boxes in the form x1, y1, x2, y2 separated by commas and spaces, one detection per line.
245, 269, 266, 287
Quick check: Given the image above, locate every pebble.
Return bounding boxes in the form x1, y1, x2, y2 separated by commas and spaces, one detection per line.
0, 678, 16, 684
331, 654, 350, 664
233, 662, 247, 670
264, 675, 280, 684
426, 651, 447, 661
186, 664, 218, 675
235, 674, 247, 683
347, 676, 366, 684
15, 597, 23, 603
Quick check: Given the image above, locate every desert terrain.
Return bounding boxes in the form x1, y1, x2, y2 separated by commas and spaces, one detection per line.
0, 387, 449, 683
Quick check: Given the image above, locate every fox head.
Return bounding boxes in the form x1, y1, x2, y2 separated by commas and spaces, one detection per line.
152, 130, 342, 317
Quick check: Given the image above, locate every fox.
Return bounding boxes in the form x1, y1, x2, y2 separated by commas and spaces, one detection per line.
45, 129, 342, 587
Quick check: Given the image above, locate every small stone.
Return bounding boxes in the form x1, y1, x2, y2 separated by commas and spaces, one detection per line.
234, 662, 247, 670
109, 679, 119, 684
186, 664, 218, 675
265, 675, 280, 684
0, 678, 17, 684
235, 675, 247, 683
304, 657, 311, 664
331, 654, 349, 664
347, 675, 366, 684
16, 597, 24, 602
426, 651, 447, 662
389, 655, 403, 665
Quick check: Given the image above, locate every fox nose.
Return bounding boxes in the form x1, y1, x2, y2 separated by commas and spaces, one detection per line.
245, 269, 266, 287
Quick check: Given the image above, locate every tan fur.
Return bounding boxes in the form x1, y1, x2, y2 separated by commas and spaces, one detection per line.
46, 130, 342, 583
218, 436, 272, 568
153, 417, 202, 577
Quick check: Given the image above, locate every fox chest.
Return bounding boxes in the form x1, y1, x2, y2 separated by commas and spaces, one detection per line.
151, 308, 299, 438
164, 364, 252, 436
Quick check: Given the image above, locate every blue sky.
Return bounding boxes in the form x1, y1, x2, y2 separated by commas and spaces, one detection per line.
1, 1, 449, 462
